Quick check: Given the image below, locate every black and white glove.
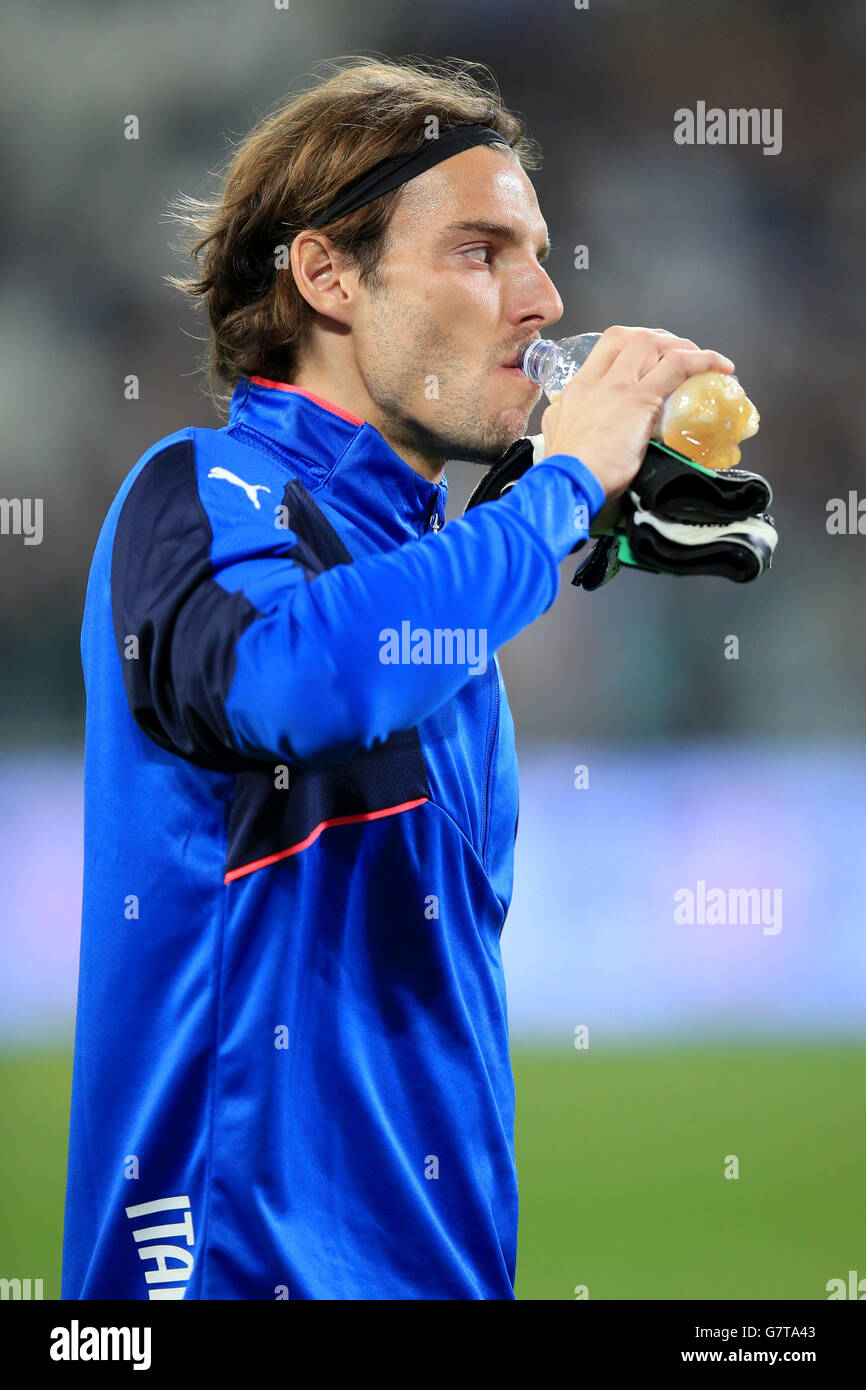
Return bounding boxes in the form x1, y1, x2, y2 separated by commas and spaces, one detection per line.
464, 436, 778, 589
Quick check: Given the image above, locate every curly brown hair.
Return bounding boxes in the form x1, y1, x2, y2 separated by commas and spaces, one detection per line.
167, 54, 541, 410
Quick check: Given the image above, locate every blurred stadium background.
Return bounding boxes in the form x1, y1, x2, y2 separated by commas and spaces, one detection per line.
1, 0, 864, 1300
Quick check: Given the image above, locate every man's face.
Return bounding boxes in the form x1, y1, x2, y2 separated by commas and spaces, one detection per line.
349, 144, 564, 467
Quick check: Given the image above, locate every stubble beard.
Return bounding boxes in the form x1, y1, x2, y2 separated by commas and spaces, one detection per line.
361, 278, 532, 468
374, 389, 525, 468
365, 322, 528, 469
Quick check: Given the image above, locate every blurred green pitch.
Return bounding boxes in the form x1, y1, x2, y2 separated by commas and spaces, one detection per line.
1, 1044, 863, 1300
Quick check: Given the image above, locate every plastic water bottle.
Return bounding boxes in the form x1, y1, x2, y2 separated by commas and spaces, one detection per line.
520, 334, 602, 398
519, 333, 759, 470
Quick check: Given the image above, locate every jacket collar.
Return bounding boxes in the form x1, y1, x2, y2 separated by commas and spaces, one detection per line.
227, 375, 447, 540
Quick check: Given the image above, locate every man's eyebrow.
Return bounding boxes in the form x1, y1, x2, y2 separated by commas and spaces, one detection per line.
438, 220, 551, 262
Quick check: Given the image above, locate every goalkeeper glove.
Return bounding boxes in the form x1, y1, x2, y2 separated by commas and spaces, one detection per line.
464, 435, 777, 589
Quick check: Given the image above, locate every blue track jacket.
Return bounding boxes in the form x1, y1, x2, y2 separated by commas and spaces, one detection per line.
61, 375, 605, 1300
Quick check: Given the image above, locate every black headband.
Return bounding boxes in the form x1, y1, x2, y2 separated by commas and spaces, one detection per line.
307, 123, 508, 229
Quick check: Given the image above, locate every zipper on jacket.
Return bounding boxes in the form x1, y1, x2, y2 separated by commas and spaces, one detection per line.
425, 496, 443, 533
480, 659, 501, 866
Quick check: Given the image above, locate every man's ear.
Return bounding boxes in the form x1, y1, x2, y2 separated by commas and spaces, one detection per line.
289, 231, 356, 327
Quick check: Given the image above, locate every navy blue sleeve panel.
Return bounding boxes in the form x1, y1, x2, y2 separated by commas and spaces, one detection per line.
110, 435, 300, 773
111, 432, 604, 770
226, 452, 606, 764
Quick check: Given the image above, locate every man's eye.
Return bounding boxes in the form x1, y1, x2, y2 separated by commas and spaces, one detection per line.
462, 245, 491, 264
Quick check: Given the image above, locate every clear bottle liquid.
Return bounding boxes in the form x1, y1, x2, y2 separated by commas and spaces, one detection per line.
520, 333, 759, 470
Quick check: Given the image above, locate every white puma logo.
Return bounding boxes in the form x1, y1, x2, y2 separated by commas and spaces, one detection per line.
207, 467, 272, 510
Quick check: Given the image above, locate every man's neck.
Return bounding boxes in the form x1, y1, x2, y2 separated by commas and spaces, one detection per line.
290, 361, 445, 486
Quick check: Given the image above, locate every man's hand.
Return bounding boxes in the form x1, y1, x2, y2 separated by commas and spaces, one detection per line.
540, 325, 735, 503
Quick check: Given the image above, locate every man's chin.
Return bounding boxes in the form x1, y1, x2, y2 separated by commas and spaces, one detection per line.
450, 440, 521, 467
383, 400, 531, 469
446, 418, 532, 467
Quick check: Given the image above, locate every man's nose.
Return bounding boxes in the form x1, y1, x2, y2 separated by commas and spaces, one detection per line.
538, 269, 564, 328
512, 265, 564, 330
